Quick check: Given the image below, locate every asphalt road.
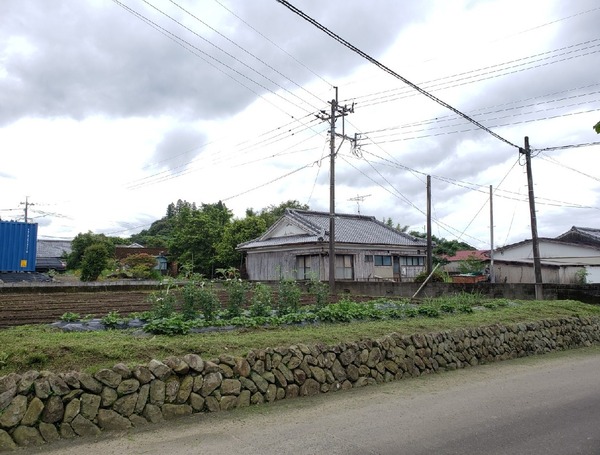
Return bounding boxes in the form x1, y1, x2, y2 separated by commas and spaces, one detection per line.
26, 346, 600, 455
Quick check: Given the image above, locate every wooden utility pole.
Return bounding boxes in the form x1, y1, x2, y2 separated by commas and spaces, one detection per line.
521, 136, 543, 299
316, 88, 355, 294
426, 175, 433, 274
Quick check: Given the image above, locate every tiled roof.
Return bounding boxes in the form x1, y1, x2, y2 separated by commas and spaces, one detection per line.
556, 226, 600, 244
238, 209, 427, 250
442, 250, 489, 262
36, 240, 72, 258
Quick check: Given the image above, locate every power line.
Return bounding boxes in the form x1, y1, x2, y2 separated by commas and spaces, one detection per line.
163, 0, 324, 108
276, 0, 520, 150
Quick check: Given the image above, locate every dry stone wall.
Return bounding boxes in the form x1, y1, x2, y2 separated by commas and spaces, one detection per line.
0, 316, 599, 450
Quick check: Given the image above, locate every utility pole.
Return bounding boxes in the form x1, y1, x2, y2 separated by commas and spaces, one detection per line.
316, 87, 355, 294
521, 137, 543, 299
20, 196, 34, 223
426, 175, 433, 275
489, 185, 495, 283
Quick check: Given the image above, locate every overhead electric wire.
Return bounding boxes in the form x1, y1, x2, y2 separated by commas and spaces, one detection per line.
112, 0, 315, 119
339, 153, 488, 246
352, 38, 600, 108
538, 152, 600, 183
165, 0, 324, 108
276, 0, 520, 150
212, 0, 332, 88
138, 0, 319, 113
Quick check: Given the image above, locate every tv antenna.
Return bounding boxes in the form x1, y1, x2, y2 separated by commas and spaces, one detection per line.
348, 194, 371, 215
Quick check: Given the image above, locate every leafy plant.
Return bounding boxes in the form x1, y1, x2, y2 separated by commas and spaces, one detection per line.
60, 312, 81, 323
250, 282, 273, 318
120, 253, 159, 279
144, 315, 191, 336
308, 273, 329, 310
223, 279, 247, 319
101, 311, 129, 329
197, 282, 220, 322
417, 305, 440, 318
149, 279, 178, 319
575, 268, 588, 284
277, 277, 301, 315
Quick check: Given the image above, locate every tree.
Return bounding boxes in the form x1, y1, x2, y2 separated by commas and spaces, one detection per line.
215, 215, 268, 268
258, 200, 308, 227
68, 232, 115, 270
168, 201, 233, 276
409, 231, 474, 260
80, 243, 111, 281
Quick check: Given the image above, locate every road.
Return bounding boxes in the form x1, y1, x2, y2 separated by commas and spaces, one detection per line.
27, 346, 600, 455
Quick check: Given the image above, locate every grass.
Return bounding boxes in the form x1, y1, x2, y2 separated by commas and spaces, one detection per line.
0, 299, 598, 376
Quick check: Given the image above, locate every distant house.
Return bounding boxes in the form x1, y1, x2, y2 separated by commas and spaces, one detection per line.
36, 239, 72, 272
237, 209, 428, 282
115, 244, 170, 275
492, 227, 600, 284
441, 250, 489, 274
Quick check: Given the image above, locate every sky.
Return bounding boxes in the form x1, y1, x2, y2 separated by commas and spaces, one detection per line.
1, 0, 599, 249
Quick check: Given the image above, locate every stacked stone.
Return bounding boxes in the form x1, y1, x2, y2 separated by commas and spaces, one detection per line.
0, 316, 598, 451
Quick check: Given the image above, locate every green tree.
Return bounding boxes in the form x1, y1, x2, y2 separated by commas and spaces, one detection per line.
80, 244, 111, 281
257, 200, 308, 227
68, 232, 115, 270
168, 201, 232, 276
215, 216, 268, 268
409, 231, 474, 262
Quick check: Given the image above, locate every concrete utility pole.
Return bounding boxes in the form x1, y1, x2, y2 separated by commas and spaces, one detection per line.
426, 175, 433, 275
316, 87, 355, 294
521, 137, 543, 299
489, 185, 495, 283
20, 196, 34, 223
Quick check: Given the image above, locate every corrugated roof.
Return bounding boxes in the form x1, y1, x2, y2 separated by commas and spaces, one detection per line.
238, 209, 427, 250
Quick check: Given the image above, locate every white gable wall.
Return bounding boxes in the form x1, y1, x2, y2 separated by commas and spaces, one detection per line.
496, 241, 600, 262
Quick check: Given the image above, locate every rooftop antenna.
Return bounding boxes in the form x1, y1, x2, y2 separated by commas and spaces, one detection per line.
348, 194, 371, 215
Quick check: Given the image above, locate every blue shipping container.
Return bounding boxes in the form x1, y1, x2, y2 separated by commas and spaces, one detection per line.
0, 221, 38, 272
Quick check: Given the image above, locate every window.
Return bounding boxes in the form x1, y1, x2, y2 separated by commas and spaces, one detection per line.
374, 255, 392, 266
335, 255, 354, 279
400, 256, 424, 266
296, 255, 312, 280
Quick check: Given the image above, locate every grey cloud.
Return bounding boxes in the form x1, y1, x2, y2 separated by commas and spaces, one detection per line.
151, 126, 207, 173
0, 0, 431, 126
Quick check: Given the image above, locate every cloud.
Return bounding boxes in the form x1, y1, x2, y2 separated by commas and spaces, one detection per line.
150, 125, 207, 173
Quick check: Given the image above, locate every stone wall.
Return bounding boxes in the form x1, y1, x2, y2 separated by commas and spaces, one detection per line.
0, 316, 599, 450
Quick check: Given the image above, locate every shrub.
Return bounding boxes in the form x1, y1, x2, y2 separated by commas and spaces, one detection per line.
120, 253, 158, 279
80, 243, 111, 281
148, 281, 178, 319
413, 270, 446, 283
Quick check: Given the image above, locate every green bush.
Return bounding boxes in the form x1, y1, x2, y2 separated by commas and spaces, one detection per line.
224, 279, 247, 319
197, 283, 220, 322
80, 243, 111, 281
413, 270, 446, 283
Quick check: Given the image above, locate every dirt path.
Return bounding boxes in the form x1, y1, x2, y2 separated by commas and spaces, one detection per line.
25, 346, 600, 455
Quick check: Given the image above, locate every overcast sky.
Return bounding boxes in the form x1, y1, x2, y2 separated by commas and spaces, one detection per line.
1, 0, 599, 249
